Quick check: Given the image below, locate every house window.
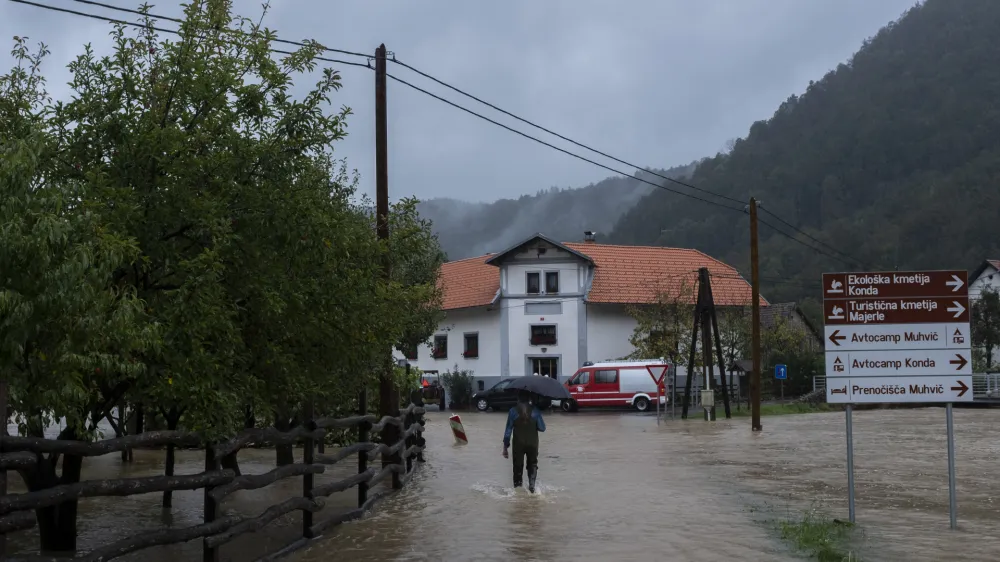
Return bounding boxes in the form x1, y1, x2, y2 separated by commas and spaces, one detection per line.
463, 333, 479, 358
530, 325, 557, 346
402, 343, 418, 361
530, 357, 559, 379
432, 334, 447, 359
526, 272, 540, 294
545, 271, 559, 294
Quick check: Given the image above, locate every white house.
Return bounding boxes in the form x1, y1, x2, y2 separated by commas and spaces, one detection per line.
969, 259, 1000, 300
969, 259, 1000, 369
397, 232, 764, 391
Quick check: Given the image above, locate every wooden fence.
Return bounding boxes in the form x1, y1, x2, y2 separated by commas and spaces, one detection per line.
0, 385, 426, 562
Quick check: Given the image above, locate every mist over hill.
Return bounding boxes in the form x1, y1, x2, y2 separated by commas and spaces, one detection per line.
417, 163, 696, 260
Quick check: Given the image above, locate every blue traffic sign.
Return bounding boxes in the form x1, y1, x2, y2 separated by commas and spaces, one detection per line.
775, 364, 787, 380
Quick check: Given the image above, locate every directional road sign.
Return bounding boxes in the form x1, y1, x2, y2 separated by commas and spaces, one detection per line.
823, 271, 967, 299
823, 297, 969, 325
823, 269, 973, 404
825, 376, 973, 404
826, 349, 971, 377
645, 364, 669, 385
775, 364, 787, 380
824, 323, 970, 351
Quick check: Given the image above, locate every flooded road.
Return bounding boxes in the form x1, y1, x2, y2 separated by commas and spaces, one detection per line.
6, 408, 1000, 561
292, 408, 1000, 562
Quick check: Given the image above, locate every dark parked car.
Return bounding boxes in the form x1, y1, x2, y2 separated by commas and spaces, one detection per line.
473, 378, 551, 412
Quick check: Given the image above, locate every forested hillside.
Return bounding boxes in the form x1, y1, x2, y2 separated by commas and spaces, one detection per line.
608, 0, 1000, 316
419, 164, 695, 259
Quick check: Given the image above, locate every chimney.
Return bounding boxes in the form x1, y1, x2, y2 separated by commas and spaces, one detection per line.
583, 230, 596, 243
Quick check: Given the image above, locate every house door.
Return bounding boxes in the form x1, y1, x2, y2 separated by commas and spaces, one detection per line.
530, 357, 559, 379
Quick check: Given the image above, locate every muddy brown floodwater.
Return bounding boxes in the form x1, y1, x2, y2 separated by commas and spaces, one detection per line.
289, 406, 1000, 562
7, 408, 1000, 561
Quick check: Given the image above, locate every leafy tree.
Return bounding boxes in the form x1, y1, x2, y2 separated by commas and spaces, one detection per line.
0, 132, 157, 549
761, 316, 820, 397
442, 365, 475, 409
972, 288, 1000, 372
626, 281, 697, 364
1, 0, 444, 550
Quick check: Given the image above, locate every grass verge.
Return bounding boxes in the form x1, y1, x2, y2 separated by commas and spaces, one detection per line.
731, 402, 834, 417
779, 510, 861, 561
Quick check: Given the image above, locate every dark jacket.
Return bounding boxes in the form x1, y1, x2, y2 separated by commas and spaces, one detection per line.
503, 405, 546, 449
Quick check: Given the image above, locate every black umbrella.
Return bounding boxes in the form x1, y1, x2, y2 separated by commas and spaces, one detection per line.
506, 375, 572, 400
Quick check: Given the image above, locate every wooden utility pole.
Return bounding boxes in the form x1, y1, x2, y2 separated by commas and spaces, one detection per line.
705, 271, 732, 419
375, 44, 400, 480
681, 279, 701, 420
749, 197, 762, 431
680, 268, 733, 420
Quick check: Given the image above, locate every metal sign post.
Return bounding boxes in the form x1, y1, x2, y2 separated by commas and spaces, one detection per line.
946, 403, 957, 530
775, 364, 787, 401
823, 270, 970, 528
645, 364, 669, 426
671, 369, 677, 420
846, 403, 855, 523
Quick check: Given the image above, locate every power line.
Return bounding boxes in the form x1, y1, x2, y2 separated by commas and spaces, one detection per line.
758, 206, 866, 268
386, 72, 860, 268
389, 57, 746, 207
70, 0, 371, 59
384, 71, 747, 214
389, 57, 867, 269
8, 0, 372, 68
16, 0, 863, 270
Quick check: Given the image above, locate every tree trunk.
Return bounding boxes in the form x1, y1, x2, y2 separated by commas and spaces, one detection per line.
118, 401, 131, 463
19, 427, 84, 554
220, 451, 241, 476
244, 404, 255, 429
274, 413, 294, 466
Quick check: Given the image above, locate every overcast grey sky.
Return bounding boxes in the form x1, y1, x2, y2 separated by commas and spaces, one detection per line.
2, 0, 918, 203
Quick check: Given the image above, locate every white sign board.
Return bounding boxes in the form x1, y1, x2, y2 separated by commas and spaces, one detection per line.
826, 376, 972, 404
826, 349, 972, 377
824, 323, 971, 351
823, 270, 973, 404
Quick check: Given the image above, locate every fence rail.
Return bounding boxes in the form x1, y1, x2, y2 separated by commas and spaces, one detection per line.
0, 391, 426, 562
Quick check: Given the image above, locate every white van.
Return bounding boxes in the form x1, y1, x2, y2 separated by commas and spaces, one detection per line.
561, 359, 670, 412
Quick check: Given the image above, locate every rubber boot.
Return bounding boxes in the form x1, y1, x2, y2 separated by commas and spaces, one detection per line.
527, 466, 537, 493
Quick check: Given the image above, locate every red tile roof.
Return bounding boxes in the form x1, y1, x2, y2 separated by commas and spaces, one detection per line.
438, 242, 766, 310
438, 254, 499, 310
564, 243, 766, 306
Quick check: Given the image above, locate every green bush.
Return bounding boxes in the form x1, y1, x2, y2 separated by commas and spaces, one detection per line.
442, 364, 475, 409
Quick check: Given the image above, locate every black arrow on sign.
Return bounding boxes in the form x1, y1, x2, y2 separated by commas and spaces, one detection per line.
949, 354, 968, 370
951, 380, 969, 397
828, 329, 846, 346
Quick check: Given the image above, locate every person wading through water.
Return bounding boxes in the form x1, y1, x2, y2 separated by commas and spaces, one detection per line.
502, 390, 546, 492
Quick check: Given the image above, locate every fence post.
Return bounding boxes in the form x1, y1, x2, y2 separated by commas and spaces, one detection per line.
404, 404, 414, 475
203, 446, 220, 562
357, 388, 368, 508
389, 410, 402, 490
302, 402, 315, 539
1, 378, 8, 559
